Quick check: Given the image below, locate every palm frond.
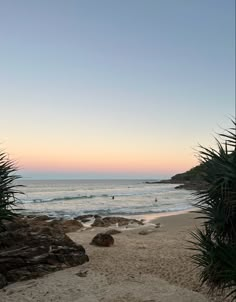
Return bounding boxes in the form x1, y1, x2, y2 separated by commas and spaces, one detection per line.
190, 118, 236, 300
0, 150, 24, 230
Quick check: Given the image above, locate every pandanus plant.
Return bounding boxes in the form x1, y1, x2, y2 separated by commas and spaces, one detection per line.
190, 119, 236, 300
0, 150, 23, 230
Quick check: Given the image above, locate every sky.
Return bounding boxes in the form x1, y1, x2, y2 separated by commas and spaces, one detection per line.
0, 0, 235, 179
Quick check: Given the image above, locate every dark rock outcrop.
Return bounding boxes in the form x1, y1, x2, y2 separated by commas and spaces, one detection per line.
55, 219, 83, 233
145, 179, 208, 191
145, 164, 208, 191
75, 214, 102, 223
0, 217, 89, 288
90, 233, 114, 247
91, 216, 144, 227
174, 181, 208, 190
105, 229, 121, 235
91, 217, 106, 227
0, 273, 7, 288
103, 216, 144, 226
74, 214, 95, 223
25, 216, 83, 233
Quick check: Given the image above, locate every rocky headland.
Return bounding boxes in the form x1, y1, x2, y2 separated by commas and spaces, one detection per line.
145, 164, 208, 191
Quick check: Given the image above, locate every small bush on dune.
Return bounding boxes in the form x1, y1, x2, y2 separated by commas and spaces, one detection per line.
190, 119, 236, 300
0, 150, 24, 230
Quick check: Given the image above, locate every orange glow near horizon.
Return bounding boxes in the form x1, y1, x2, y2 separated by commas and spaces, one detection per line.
18, 151, 198, 176
6, 136, 199, 177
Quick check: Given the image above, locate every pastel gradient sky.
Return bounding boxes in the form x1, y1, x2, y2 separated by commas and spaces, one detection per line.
0, 0, 235, 179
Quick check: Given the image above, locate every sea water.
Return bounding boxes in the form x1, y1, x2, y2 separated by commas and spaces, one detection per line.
16, 179, 196, 219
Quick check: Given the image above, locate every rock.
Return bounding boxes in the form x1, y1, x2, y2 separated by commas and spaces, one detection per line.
90, 233, 114, 247
75, 214, 102, 223
105, 229, 121, 235
75, 270, 88, 277
26, 217, 83, 233
0, 217, 89, 288
103, 216, 144, 227
138, 230, 150, 235
74, 214, 94, 221
91, 216, 144, 228
60, 220, 83, 232
1, 217, 29, 232
138, 229, 158, 235
80, 218, 91, 223
0, 273, 7, 289
32, 215, 51, 221
91, 217, 106, 227
75, 214, 101, 222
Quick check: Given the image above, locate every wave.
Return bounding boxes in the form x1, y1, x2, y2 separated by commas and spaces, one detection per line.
81, 204, 194, 216
20, 202, 195, 220
25, 194, 109, 203
20, 205, 194, 219
23, 192, 158, 204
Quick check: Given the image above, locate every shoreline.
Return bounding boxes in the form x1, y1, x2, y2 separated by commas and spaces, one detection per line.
20, 207, 196, 225
125, 208, 196, 223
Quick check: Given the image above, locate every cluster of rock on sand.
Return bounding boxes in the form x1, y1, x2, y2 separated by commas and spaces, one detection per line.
0, 214, 149, 289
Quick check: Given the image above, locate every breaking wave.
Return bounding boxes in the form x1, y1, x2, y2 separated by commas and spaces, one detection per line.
25, 194, 109, 204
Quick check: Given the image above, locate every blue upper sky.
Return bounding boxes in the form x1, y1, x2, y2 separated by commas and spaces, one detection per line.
0, 0, 235, 179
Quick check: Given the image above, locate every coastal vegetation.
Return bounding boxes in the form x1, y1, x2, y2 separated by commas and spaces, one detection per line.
146, 161, 208, 190
0, 150, 23, 230
171, 164, 205, 183
190, 119, 236, 300
170, 164, 208, 190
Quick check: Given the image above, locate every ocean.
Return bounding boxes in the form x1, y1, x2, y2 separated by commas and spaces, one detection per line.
16, 179, 196, 220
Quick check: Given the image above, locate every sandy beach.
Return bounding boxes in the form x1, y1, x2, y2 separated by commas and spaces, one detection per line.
0, 212, 226, 302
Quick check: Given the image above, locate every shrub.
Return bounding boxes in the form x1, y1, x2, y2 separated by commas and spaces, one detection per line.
190, 119, 236, 300
0, 150, 24, 230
